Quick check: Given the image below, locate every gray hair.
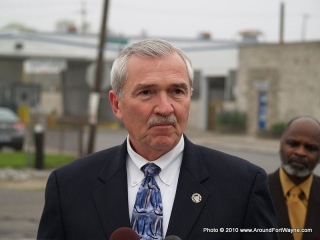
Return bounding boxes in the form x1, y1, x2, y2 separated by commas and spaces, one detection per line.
110, 39, 194, 98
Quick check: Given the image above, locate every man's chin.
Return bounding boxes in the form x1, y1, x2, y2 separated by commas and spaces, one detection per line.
149, 135, 180, 148
282, 164, 312, 178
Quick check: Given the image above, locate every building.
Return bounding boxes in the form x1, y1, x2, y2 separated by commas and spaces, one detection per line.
236, 41, 320, 135
0, 31, 239, 129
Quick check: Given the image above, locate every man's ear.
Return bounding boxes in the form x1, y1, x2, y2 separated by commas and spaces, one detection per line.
109, 90, 123, 120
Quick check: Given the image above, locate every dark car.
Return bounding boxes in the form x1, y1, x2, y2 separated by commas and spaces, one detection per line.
0, 107, 25, 151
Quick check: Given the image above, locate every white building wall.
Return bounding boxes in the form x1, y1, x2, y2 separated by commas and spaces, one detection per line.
188, 48, 238, 76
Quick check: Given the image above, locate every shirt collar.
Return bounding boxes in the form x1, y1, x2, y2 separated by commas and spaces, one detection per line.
279, 167, 313, 200
127, 135, 184, 187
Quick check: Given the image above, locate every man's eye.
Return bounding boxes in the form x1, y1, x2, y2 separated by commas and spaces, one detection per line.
287, 141, 298, 147
305, 144, 319, 152
173, 89, 185, 94
140, 90, 150, 95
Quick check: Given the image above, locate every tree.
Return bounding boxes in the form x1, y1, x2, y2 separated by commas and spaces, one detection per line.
1, 22, 37, 32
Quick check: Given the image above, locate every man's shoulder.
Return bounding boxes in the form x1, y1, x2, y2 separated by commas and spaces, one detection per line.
187, 139, 265, 176
197, 143, 259, 166
268, 169, 279, 179
53, 145, 123, 176
312, 174, 320, 185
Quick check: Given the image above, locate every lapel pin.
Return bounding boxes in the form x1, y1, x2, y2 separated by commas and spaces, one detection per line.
191, 193, 202, 203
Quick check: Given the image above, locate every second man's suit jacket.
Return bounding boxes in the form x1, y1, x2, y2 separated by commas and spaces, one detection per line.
269, 169, 320, 240
38, 136, 278, 240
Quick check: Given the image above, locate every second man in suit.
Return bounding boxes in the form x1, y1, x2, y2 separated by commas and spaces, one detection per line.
269, 116, 320, 240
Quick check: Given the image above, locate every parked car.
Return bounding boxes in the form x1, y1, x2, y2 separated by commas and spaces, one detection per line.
0, 107, 25, 151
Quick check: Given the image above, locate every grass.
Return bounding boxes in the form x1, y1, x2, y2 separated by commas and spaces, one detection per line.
0, 151, 75, 169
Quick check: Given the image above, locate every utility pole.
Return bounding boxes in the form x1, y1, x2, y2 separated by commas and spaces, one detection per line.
279, 2, 285, 44
301, 14, 309, 41
80, 1, 87, 33
87, 0, 110, 154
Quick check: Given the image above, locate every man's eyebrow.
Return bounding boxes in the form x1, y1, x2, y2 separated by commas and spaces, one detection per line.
134, 82, 189, 90
171, 83, 189, 90
132, 82, 190, 95
132, 84, 157, 93
135, 83, 157, 90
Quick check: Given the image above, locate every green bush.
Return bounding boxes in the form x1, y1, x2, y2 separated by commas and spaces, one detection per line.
215, 110, 247, 132
270, 122, 286, 137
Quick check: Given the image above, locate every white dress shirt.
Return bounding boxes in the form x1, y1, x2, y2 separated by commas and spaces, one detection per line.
126, 136, 184, 236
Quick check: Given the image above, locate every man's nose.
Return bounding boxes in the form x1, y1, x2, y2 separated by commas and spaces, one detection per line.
294, 145, 307, 157
154, 93, 174, 116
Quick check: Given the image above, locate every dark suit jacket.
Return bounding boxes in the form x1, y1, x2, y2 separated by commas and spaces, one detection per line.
38, 136, 278, 240
269, 169, 320, 240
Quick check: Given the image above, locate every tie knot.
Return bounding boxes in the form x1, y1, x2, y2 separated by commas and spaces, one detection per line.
288, 186, 304, 199
142, 163, 161, 177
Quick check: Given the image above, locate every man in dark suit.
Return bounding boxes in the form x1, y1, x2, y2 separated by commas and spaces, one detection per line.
269, 116, 320, 240
38, 39, 278, 240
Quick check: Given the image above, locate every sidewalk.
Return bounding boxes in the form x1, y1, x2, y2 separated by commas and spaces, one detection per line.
185, 128, 279, 155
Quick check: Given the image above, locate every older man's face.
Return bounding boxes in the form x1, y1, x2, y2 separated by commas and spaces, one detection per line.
280, 118, 320, 177
109, 52, 192, 160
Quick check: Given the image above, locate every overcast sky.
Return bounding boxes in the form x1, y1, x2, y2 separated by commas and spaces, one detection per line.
1, 0, 319, 42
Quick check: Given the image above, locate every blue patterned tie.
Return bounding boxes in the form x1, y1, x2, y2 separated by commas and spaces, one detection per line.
131, 163, 163, 240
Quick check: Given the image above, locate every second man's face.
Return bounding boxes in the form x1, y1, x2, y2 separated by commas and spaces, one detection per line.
280, 118, 320, 177
110, 52, 192, 160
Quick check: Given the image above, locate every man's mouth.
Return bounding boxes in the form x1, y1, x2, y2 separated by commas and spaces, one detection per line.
288, 157, 309, 169
147, 115, 177, 129
149, 123, 174, 129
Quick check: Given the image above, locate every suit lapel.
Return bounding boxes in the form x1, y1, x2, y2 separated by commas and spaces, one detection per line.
93, 141, 131, 238
269, 169, 292, 228
166, 136, 210, 239
303, 176, 320, 240
269, 169, 293, 240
